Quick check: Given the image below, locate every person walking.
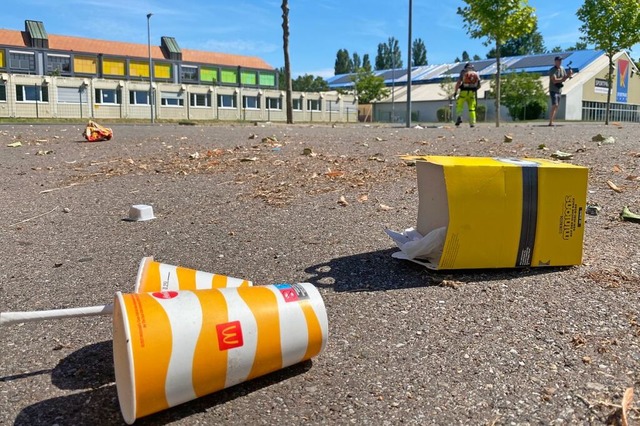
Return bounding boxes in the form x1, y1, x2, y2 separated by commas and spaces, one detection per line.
454, 63, 481, 128
548, 56, 573, 126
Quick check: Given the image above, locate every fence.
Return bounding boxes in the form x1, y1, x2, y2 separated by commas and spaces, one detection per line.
582, 101, 640, 123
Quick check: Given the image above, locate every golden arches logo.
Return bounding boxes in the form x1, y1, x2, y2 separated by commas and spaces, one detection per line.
216, 321, 244, 350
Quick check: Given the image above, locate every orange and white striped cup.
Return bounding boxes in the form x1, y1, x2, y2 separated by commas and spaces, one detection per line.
135, 256, 252, 292
112, 283, 328, 424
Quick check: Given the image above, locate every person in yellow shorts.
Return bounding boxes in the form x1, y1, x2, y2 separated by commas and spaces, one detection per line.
454, 63, 481, 128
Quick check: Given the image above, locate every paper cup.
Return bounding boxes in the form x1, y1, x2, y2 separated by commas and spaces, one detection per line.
135, 257, 252, 293
112, 283, 328, 424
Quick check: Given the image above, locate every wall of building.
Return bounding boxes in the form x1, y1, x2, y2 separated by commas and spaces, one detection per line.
0, 74, 358, 123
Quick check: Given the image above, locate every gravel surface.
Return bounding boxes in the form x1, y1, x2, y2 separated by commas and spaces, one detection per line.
0, 121, 638, 425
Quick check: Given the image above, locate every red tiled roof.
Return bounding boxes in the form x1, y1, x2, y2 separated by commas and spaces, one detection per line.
0, 28, 273, 70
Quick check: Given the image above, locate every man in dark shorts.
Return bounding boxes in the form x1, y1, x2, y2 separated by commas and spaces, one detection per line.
548, 56, 573, 126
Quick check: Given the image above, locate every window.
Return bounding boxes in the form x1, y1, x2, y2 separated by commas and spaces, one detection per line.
102, 58, 126, 76
292, 98, 302, 111
154, 63, 171, 79
46, 55, 71, 75
220, 69, 237, 84
57, 86, 88, 103
0, 84, 6, 102
95, 88, 121, 104
161, 92, 184, 106
218, 94, 236, 108
0, 49, 5, 68
9, 51, 36, 73
307, 99, 321, 111
243, 95, 260, 109
190, 93, 211, 107
129, 61, 150, 78
181, 65, 198, 82
200, 67, 218, 85
266, 97, 281, 110
74, 56, 97, 74
259, 73, 276, 87
129, 91, 150, 105
16, 85, 48, 102
240, 71, 257, 86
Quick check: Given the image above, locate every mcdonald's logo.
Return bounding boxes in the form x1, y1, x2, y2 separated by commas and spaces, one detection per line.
216, 320, 244, 350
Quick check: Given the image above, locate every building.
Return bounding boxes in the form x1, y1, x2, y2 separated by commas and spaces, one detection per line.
0, 20, 357, 122
327, 50, 640, 123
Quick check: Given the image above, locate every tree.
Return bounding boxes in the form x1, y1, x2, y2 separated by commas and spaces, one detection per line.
334, 49, 353, 75
567, 41, 588, 51
454, 57, 461, 63
577, 0, 640, 124
492, 71, 547, 120
292, 74, 329, 92
352, 52, 361, 70
413, 38, 428, 66
486, 21, 545, 58
375, 37, 403, 70
462, 51, 471, 62
362, 54, 372, 72
473, 54, 481, 60
550, 45, 563, 53
281, 1, 293, 123
350, 68, 390, 104
458, 0, 536, 127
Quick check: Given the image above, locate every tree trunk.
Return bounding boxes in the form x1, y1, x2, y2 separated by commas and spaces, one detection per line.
605, 54, 613, 125
282, 1, 293, 124
494, 42, 502, 127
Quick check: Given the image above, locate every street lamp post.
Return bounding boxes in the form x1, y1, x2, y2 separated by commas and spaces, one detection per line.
147, 13, 154, 124
406, 0, 412, 128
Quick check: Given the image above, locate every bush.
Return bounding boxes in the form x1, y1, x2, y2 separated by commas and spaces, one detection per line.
476, 104, 486, 122
515, 102, 546, 120
437, 107, 452, 122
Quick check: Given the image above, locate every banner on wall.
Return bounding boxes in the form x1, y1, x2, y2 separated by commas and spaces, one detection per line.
616, 59, 629, 103
594, 78, 609, 94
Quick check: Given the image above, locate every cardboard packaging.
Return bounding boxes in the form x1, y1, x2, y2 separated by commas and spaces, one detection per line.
390, 156, 588, 270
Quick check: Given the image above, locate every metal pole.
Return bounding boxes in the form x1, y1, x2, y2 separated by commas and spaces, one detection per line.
147, 13, 154, 124
406, 0, 412, 128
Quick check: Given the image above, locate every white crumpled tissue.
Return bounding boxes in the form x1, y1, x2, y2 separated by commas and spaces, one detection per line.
385, 226, 447, 266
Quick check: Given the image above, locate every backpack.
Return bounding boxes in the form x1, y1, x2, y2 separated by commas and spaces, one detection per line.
462, 71, 480, 89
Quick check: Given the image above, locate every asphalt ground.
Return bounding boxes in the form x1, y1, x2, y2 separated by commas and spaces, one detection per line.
0, 121, 638, 425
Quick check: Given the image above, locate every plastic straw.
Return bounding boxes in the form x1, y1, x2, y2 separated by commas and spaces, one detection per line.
0, 304, 114, 326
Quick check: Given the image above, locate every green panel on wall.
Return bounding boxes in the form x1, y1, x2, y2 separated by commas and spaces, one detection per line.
220, 69, 237, 84
241, 71, 257, 85
200, 67, 218, 84
259, 73, 276, 87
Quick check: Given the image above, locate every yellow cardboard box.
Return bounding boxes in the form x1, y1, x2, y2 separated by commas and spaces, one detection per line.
406, 156, 588, 269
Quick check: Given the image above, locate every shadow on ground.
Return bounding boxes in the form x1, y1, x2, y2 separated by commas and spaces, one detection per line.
16, 348, 312, 426
305, 248, 571, 292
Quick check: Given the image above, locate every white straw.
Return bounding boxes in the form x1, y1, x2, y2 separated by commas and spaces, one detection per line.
0, 304, 114, 326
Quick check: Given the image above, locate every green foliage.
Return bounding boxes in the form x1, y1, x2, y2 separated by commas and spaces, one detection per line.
577, 0, 640, 124
335, 49, 353, 75
577, 0, 640, 57
292, 74, 329, 92
486, 22, 545, 58
490, 71, 547, 121
439, 69, 457, 100
476, 104, 486, 121
352, 53, 361, 70
462, 51, 470, 62
350, 68, 390, 104
457, 0, 537, 126
362, 54, 372, 72
473, 54, 481, 60
375, 37, 403, 70
412, 38, 428, 66
437, 107, 452, 122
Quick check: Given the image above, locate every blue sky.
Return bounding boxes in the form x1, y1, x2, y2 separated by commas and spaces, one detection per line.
2, 0, 639, 77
